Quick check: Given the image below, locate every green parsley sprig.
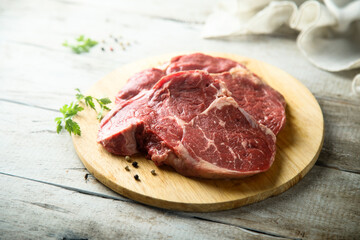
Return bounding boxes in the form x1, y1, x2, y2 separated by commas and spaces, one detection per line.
75, 88, 111, 120
63, 35, 98, 54
55, 89, 111, 136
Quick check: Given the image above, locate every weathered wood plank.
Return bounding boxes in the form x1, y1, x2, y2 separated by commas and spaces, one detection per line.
188, 166, 360, 239
316, 95, 360, 173
1, 34, 357, 99
0, 0, 358, 101
0, 101, 125, 200
0, 0, 214, 25
0, 174, 282, 240
1, 159, 358, 239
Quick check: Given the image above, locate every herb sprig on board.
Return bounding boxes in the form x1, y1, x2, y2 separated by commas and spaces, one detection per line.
63, 35, 98, 54
75, 88, 111, 120
55, 89, 111, 136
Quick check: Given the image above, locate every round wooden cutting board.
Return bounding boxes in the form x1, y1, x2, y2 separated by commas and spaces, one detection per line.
72, 53, 324, 212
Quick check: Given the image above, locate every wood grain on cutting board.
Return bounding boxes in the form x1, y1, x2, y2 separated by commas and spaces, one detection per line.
72, 53, 324, 212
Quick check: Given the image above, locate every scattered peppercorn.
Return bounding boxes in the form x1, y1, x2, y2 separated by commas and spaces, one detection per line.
125, 166, 130, 171
84, 173, 89, 180
134, 174, 140, 181
114, 38, 118, 42
101, 47, 105, 51
151, 170, 156, 176
119, 42, 125, 50
132, 161, 138, 168
125, 156, 131, 162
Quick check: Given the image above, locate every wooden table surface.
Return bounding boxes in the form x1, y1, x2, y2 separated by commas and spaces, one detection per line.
0, 0, 359, 239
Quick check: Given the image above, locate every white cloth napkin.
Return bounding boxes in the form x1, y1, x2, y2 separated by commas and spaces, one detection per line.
202, 0, 360, 96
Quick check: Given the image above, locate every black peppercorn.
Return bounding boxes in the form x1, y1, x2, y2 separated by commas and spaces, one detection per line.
132, 161, 138, 168
134, 174, 140, 181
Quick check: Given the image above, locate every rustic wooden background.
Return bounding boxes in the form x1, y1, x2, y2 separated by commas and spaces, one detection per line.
0, 0, 359, 239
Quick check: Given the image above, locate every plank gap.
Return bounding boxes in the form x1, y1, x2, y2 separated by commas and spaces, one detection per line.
315, 94, 360, 106
315, 162, 360, 175
0, 98, 58, 112
146, 15, 204, 25
0, 171, 132, 203
191, 216, 298, 240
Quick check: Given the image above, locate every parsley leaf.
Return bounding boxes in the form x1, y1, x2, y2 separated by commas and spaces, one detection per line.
75, 88, 84, 101
63, 35, 98, 54
76, 35, 85, 42
65, 119, 81, 136
55, 89, 112, 136
84, 96, 95, 110
98, 97, 112, 105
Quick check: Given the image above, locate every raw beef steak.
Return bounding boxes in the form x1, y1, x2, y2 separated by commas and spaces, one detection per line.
214, 67, 286, 135
97, 93, 152, 155
98, 70, 277, 178
114, 53, 243, 105
113, 53, 285, 135
99, 71, 223, 162
138, 70, 226, 165
169, 97, 276, 178
115, 68, 165, 104
166, 53, 242, 74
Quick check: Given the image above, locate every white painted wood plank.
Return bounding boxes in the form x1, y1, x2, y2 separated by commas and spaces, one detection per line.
188, 166, 360, 239
0, 174, 280, 240
0, 0, 358, 103
316, 96, 360, 172
0, 101, 126, 200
